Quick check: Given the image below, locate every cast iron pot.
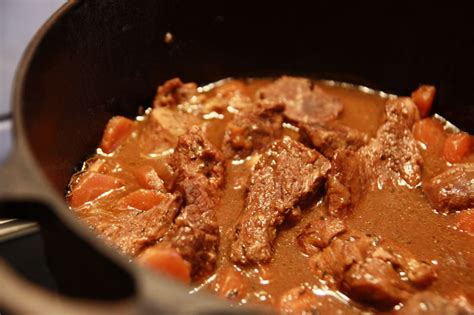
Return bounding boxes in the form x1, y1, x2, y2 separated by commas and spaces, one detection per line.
0, 1, 473, 314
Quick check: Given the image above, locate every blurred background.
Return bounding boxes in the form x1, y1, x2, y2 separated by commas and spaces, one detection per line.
1, 0, 65, 161
0, 0, 64, 302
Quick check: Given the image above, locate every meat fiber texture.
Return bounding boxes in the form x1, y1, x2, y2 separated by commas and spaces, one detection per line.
231, 137, 331, 265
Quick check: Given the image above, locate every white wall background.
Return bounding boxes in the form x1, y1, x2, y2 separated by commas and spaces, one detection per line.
0, 0, 64, 162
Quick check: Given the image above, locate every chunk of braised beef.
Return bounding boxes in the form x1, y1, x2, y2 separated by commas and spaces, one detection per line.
257, 76, 343, 124
154, 78, 198, 107
299, 122, 368, 160
309, 232, 375, 284
325, 97, 424, 215
222, 101, 285, 159
297, 216, 347, 255
423, 163, 474, 212
170, 126, 225, 193
385, 97, 421, 128
160, 127, 225, 278
309, 231, 436, 309
343, 257, 413, 308
371, 245, 437, 287
138, 107, 201, 154
203, 80, 254, 114
151, 107, 201, 139
361, 123, 423, 189
395, 292, 474, 315
359, 97, 423, 188
230, 137, 331, 265
326, 149, 367, 216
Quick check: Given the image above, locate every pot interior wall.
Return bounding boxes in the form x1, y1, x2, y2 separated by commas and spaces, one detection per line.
20, 1, 474, 193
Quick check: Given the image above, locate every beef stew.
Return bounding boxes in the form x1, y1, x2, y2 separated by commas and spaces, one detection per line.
67, 77, 474, 314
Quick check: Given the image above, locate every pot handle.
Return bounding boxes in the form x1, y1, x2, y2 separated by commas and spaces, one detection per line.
0, 145, 51, 239
0, 144, 52, 204
0, 138, 61, 241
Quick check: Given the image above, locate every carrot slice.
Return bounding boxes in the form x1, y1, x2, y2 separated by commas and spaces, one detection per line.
69, 172, 123, 208
134, 165, 165, 191
411, 85, 436, 117
121, 189, 165, 211
456, 210, 474, 236
443, 132, 472, 163
412, 118, 444, 148
100, 116, 135, 154
137, 247, 191, 283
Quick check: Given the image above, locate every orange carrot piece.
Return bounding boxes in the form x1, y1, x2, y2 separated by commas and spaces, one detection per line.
411, 85, 436, 117
137, 247, 191, 283
443, 132, 472, 163
69, 172, 122, 208
100, 116, 134, 154
412, 118, 444, 148
121, 189, 165, 211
